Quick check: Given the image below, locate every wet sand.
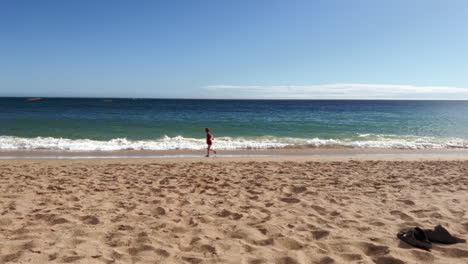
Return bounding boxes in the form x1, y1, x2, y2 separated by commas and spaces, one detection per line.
1, 155, 468, 263
2, 147, 468, 159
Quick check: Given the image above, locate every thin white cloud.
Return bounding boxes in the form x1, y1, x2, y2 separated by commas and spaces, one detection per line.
204, 83, 468, 99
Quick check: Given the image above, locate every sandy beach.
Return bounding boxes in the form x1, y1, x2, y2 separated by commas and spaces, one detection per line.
4, 0, 468, 263
1, 155, 468, 264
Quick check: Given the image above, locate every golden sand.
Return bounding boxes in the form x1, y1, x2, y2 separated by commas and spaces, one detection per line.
1, 156, 467, 264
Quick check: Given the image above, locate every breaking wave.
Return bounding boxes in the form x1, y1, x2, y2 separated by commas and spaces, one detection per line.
1, 134, 468, 151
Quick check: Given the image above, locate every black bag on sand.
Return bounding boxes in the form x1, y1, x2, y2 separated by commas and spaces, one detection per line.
397, 227, 432, 251
424, 225, 466, 244
397, 225, 465, 251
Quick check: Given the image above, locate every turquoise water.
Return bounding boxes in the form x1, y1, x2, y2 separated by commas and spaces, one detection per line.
1, 98, 468, 151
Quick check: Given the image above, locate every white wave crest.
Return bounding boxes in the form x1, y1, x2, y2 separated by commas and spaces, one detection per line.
0, 135, 289, 151
1, 134, 468, 151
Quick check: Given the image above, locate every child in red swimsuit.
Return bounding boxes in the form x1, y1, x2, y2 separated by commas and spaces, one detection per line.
205, 128, 217, 157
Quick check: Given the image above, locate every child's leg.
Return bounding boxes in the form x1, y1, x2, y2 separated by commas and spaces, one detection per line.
208, 145, 216, 156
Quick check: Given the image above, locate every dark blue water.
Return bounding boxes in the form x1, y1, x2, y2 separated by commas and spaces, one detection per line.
1, 98, 468, 150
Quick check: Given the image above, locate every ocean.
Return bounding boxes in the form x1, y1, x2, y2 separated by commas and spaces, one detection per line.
1, 98, 468, 151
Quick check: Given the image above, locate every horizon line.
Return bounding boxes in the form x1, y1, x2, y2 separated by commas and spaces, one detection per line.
1, 96, 468, 101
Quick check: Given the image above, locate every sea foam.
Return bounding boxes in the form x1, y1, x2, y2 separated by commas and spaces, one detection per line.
1, 134, 468, 151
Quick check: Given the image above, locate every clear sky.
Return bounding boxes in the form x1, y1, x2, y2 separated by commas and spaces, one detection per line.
1, 0, 467, 99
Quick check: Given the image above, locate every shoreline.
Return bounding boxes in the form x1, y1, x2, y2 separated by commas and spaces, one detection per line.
2, 147, 468, 159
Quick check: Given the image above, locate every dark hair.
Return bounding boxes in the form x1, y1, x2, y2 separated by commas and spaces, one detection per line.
205, 128, 210, 132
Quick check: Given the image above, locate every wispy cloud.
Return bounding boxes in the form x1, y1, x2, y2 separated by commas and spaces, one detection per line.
205, 83, 468, 99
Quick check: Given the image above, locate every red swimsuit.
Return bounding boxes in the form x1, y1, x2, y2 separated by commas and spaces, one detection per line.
206, 133, 213, 145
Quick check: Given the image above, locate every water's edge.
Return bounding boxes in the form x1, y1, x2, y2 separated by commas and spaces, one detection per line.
3, 147, 468, 159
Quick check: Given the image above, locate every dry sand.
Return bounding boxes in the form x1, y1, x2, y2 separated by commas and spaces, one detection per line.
1, 155, 468, 264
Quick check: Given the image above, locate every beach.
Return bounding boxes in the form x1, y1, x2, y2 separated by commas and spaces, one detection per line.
1, 155, 468, 264
4, 0, 468, 262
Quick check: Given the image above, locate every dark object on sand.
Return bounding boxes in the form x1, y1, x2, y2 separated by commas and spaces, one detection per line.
397, 227, 432, 250
424, 225, 466, 244
397, 225, 466, 250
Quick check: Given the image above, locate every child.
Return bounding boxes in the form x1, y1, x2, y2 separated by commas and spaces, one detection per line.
205, 128, 217, 157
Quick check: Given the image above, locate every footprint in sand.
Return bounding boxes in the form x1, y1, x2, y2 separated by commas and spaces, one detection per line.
117, 224, 134, 231
151, 206, 166, 216
390, 210, 414, 221
410, 249, 434, 262
356, 242, 390, 257
409, 209, 435, 219
247, 258, 266, 264
80, 215, 100, 225
35, 213, 70, 225
275, 237, 304, 250
312, 230, 330, 240
311, 205, 327, 214
448, 209, 465, 218
274, 256, 299, 264
311, 256, 335, 264
373, 256, 405, 264
463, 222, 468, 231
254, 238, 274, 246
128, 244, 156, 256
182, 256, 203, 264
397, 199, 415, 206
339, 253, 363, 262
61, 251, 83, 263
217, 209, 232, 217
368, 220, 386, 227
231, 227, 265, 240
280, 197, 301, 203
199, 244, 217, 255
437, 247, 468, 258
217, 209, 243, 220
2, 252, 23, 263
20, 239, 42, 251
155, 248, 170, 257
282, 185, 307, 194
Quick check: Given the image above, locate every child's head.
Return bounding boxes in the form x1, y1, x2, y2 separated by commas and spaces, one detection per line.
205, 128, 210, 133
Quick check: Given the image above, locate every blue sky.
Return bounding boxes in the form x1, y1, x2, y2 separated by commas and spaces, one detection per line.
1, 0, 467, 99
